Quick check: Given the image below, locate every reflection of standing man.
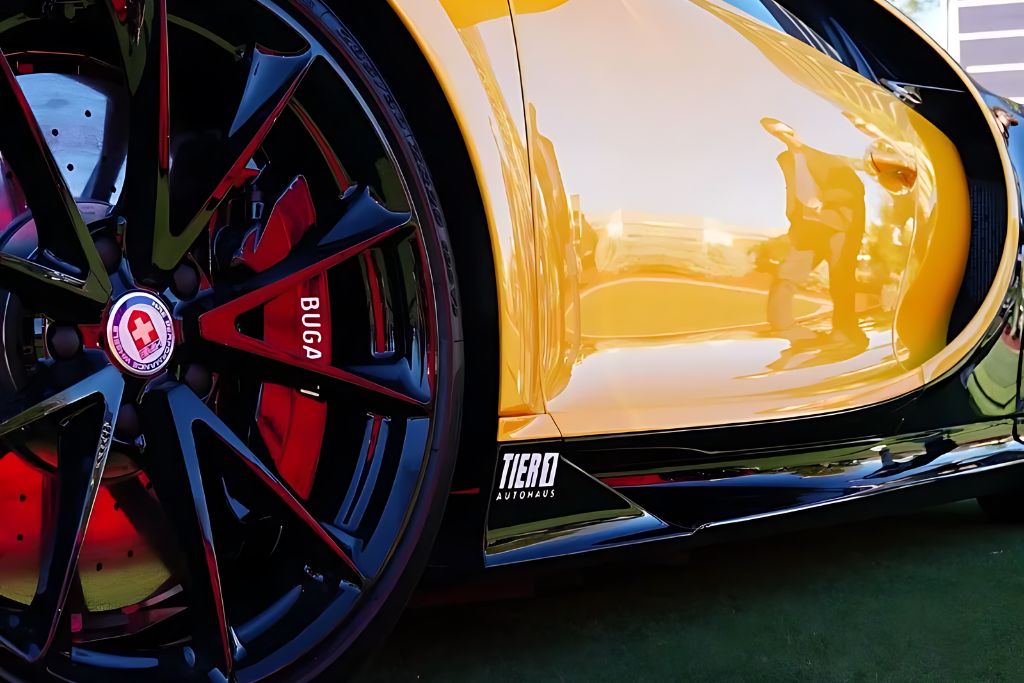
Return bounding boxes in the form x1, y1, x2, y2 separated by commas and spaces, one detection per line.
761, 118, 867, 351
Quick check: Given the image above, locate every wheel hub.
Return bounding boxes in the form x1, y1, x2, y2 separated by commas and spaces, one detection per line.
104, 291, 176, 377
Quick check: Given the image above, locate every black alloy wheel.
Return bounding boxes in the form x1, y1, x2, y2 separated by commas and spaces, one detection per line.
0, 1, 463, 680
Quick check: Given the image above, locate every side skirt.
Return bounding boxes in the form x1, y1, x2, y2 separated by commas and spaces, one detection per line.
484, 419, 1024, 567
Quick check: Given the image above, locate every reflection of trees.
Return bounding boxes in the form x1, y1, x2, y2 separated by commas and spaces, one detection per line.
443, 5, 582, 399
888, 0, 939, 17
443, 17, 539, 409
528, 103, 582, 393
752, 235, 831, 295
861, 220, 908, 310
791, 461, 864, 478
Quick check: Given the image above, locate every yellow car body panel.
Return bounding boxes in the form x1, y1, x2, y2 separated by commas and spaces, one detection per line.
386, 0, 543, 419
387, 0, 1018, 440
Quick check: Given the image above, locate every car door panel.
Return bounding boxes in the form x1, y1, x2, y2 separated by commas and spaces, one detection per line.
508, 0, 971, 436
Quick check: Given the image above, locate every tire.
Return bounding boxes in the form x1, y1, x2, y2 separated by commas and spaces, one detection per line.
0, 1, 463, 680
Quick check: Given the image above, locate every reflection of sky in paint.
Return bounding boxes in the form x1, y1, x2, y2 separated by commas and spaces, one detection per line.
551, 328, 895, 405
514, 0, 901, 234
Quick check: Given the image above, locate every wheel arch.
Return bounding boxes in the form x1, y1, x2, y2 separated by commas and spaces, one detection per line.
311, 0, 538, 488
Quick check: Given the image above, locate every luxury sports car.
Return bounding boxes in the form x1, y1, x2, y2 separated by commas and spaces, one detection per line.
1, 0, 1024, 680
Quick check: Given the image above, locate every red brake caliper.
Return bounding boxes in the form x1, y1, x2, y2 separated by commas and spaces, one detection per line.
233, 176, 329, 499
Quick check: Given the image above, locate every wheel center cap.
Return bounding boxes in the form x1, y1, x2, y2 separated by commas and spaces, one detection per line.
106, 291, 176, 377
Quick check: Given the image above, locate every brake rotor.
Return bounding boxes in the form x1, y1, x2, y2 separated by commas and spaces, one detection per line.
0, 69, 169, 616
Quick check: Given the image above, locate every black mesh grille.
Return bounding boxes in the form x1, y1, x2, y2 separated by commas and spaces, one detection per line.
948, 180, 1006, 339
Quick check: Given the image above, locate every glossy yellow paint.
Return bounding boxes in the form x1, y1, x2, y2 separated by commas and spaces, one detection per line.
386, 0, 542, 416
896, 112, 971, 368
497, 413, 562, 441
386, 0, 1017, 440
509, 0, 1009, 437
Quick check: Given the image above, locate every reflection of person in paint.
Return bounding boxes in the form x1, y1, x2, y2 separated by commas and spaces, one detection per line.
761, 117, 868, 355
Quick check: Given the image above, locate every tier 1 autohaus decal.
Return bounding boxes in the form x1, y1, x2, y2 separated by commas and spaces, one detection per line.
495, 452, 559, 501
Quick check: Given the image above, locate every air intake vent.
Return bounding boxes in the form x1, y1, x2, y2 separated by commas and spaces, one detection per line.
948, 179, 1006, 340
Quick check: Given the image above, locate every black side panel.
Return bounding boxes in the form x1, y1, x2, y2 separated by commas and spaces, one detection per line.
481, 420, 1024, 567
484, 447, 666, 566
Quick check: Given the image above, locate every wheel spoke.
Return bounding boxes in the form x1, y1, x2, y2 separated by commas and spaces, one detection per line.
0, 353, 113, 433
137, 385, 234, 679
158, 47, 315, 272
234, 353, 429, 413
197, 188, 424, 408
167, 384, 363, 583
333, 415, 389, 534
104, 0, 171, 282
0, 366, 123, 663
318, 186, 415, 251
344, 352, 431, 406
0, 255, 101, 323
0, 51, 111, 318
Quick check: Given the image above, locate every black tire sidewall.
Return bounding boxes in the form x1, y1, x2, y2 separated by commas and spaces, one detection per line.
273, 2, 465, 682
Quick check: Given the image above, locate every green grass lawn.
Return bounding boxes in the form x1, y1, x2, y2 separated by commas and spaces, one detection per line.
360, 502, 1024, 682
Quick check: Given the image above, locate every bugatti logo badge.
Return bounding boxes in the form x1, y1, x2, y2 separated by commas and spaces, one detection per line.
495, 452, 559, 501
106, 291, 175, 376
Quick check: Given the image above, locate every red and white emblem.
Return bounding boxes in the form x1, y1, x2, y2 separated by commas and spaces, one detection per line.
106, 292, 175, 376
128, 310, 159, 358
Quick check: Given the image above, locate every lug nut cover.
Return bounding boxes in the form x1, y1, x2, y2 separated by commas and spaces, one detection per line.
172, 263, 200, 300
47, 325, 81, 360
